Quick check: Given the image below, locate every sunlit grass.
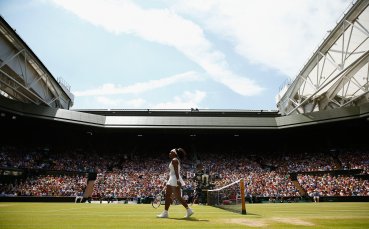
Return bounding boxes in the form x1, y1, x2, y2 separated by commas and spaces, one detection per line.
0, 202, 368, 228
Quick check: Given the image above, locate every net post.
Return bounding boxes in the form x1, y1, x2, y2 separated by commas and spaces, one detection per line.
240, 178, 246, 215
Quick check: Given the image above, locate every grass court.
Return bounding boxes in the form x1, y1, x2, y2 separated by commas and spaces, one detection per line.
0, 202, 369, 228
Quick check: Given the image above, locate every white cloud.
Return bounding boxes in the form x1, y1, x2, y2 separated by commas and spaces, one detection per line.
95, 96, 120, 106
95, 96, 146, 108
53, 0, 264, 96
151, 90, 206, 109
174, 0, 352, 77
74, 71, 201, 96
93, 91, 205, 109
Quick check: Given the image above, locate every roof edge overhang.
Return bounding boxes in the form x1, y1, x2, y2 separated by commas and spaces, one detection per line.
1, 96, 368, 130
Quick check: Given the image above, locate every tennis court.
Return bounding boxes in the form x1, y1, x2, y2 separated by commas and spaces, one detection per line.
0, 202, 368, 228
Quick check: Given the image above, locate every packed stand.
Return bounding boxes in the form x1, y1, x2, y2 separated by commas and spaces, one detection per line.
1, 145, 369, 200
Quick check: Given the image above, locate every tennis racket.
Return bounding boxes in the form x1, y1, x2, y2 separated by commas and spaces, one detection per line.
152, 187, 165, 209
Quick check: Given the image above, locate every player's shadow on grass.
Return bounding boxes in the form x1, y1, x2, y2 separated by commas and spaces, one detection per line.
243, 212, 260, 216
170, 217, 209, 222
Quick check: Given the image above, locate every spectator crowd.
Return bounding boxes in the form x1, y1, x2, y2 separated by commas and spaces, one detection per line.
0, 145, 368, 200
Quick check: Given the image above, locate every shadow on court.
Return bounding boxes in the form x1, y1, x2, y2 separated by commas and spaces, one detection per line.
243, 212, 260, 216
168, 217, 209, 222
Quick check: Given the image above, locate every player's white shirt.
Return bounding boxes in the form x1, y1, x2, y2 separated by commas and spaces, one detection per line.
167, 158, 185, 187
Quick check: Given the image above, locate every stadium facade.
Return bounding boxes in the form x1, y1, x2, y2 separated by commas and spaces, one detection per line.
1, 0, 369, 152
0, 0, 368, 206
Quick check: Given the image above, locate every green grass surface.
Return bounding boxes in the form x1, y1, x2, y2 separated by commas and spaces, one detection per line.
0, 202, 369, 228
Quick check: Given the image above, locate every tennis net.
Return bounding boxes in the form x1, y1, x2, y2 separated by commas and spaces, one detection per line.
207, 178, 246, 214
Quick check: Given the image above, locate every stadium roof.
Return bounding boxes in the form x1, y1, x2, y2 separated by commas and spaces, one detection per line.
1, 96, 368, 130
277, 0, 369, 115
1, 1, 369, 117
0, 15, 73, 109
72, 108, 280, 117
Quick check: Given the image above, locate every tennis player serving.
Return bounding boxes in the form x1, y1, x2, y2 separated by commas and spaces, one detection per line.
157, 148, 194, 218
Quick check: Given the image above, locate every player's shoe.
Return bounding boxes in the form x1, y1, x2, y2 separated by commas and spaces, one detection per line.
184, 208, 194, 218
157, 211, 168, 218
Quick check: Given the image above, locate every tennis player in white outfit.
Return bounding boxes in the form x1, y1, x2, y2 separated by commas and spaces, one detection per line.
157, 148, 194, 218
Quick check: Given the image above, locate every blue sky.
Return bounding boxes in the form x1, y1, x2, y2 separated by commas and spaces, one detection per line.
0, 0, 352, 110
